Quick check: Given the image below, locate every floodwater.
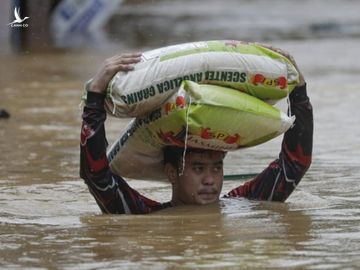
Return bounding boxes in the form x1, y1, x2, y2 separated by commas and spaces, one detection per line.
1, 0, 360, 269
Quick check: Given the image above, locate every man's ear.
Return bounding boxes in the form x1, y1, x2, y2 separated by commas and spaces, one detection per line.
164, 163, 178, 184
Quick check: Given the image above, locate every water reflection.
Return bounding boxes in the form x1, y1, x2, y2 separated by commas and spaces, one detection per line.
0, 175, 318, 269
73, 199, 313, 269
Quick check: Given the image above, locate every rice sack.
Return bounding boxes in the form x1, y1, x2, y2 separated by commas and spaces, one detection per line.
104, 40, 299, 118
107, 81, 295, 180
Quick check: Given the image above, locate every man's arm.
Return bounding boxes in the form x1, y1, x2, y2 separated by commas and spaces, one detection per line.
80, 53, 170, 214
225, 48, 313, 202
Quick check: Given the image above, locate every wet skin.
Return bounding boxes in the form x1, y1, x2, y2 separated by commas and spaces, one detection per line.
165, 150, 225, 205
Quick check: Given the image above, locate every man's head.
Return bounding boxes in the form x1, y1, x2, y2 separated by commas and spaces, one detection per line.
163, 146, 226, 206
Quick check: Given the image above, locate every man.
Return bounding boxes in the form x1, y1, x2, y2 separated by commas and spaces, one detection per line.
80, 48, 313, 214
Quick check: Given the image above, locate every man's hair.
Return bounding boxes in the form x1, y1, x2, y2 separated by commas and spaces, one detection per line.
163, 146, 226, 168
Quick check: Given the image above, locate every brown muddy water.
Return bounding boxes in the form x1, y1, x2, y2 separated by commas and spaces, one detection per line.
1, 0, 360, 268
1, 39, 359, 270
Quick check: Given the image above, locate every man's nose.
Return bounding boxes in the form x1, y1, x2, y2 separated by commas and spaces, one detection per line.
202, 170, 215, 185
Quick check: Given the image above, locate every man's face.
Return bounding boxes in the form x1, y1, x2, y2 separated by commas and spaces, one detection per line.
167, 150, 224, 205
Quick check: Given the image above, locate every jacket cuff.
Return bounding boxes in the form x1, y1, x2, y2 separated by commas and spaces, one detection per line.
289, 83, 308, 103
86, 91, 106, 109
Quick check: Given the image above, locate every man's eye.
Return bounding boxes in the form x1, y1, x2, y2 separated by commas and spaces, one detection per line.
213, 166, 223, 172
193, 166, 203, 173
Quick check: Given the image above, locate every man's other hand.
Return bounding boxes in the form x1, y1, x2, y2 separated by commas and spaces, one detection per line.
88, 53, 142, 94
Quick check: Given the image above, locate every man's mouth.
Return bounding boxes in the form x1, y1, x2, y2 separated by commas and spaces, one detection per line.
198, 189, 218, 200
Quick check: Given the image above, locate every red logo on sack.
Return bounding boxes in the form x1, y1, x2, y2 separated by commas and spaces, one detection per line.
252, 74, 287, 89
164, 96, 187, 115
157, 127, 187, 147
200, 127, 241, 145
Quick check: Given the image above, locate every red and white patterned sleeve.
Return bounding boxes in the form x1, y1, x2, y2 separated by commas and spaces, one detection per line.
225, 84, 313, 202
80, 91, 170, 214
